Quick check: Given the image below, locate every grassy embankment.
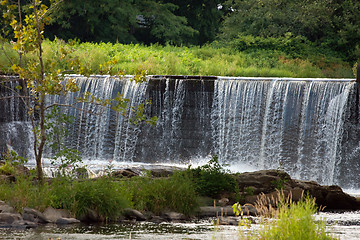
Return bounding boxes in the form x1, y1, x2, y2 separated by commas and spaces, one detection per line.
0, 39, 354, 78
0, 157, 337, 239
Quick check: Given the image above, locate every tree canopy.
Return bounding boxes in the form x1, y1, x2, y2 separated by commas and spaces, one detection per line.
220, 0, 360, 62
2, 0, 360, 63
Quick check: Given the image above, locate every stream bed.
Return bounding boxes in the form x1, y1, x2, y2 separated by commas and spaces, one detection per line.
1, 211, 360, 240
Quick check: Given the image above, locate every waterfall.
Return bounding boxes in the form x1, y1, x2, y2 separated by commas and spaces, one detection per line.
1, 75, 359, 188
212, 78, 355, 187
46, 75, 148, 162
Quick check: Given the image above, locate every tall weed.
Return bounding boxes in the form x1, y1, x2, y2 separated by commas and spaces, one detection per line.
123, 172, 198, 216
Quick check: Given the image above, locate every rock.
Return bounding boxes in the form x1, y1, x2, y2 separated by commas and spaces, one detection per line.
162, 212, 186, 221
0, 212, 22, 224
234, 170, 360, 211
234, 170, 292, 195
218, 198, 229, 206
43, 207, 72, 223
0, 201, 17, 214
123, 208, 146, 221
150, 169, 173, 177
149, 216, 166, 223
199, 205, 257, 218
113, 169, 139, 178
216, 216, 256, 226
22, 207, 51, 223
11, 220, 37, 229
77, 209, 104, 222
56, 217, 80, 225
217, 216, 238, 225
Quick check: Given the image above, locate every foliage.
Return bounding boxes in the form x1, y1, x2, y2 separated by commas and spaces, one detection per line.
161, 0, 224, 45
45, 0, 197, 45
71, 178, 129, 221
122, 172, 198, 216
0, 161, 14, 175
0, 176, 51, 212
0, 149, 28, 175
220, 0, 360, 63
45, 106, 81, 176
190, 155, 236, 199
257, 196, 337, 240
0, 40, 353, 78
0, 1, 156, 182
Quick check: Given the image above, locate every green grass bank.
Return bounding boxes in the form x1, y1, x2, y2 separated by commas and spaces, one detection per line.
0, 39, 354, 78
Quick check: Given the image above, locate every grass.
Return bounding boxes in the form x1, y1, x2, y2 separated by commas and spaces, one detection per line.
0, 171, 198, 220
122, 172, 198, 216
0, 39, 354, 78
235, 192, 338, 240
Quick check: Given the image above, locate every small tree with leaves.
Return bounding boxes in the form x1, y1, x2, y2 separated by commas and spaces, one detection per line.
0, 0, 156, 182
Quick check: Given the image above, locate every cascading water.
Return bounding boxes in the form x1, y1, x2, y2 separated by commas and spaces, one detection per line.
1, 75, 359, 188
212, 78, 355, 187
46, 75, 148, 162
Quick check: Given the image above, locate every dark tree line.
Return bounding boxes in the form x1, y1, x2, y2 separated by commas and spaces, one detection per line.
2, 0, 360, 62
43, 0, 225, 45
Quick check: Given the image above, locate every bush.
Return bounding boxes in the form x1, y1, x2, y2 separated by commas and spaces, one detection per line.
257, 195, 337, 240
190, 155, 236, 199
123, 172, 198, 216
0, 176, 51, 212
71, 178, 130, 221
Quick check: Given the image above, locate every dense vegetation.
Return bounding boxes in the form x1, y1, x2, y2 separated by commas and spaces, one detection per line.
1, 0, 359, 77
0, 156, 231, 220
0, 39, 354, 78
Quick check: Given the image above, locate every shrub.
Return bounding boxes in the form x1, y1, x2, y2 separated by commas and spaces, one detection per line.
0, 176, 51, 212
123, 172, 198, 216
256, 195, 337, 240
71, 178, 129, 221
190, 155, 236, 198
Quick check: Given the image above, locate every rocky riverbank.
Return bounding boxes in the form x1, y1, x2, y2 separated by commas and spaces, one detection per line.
0, 168, 358, 229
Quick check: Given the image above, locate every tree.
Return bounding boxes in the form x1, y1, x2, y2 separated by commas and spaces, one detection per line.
44, 0, 138, 43
132, 0, 197, 45
43, 0, 197, 45
162, 0, 225, 45
0, 0, 156, 182
219, 0, 360, 62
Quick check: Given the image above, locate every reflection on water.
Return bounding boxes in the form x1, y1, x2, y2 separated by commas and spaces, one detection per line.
0, 221, 239, 240
2, 212, 360, 240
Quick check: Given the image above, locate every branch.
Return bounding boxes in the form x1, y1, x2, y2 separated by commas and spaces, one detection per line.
39, 0, 64, 21
45, 103, 106, 116
0, 95, 32, 100
0, 83, 33, 109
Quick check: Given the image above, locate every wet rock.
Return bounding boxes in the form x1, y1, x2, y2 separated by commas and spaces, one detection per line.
199, 205, 257, 218
0, 201, 17, 214
217, 216, 256, 226
162, 212, 186, 221
113, 169, 139, 178
123, 208, 146, 221
22, 207, 50, 223
149, 216, 166, 223
56, 217, 80, 225
43, 207, 72, 223
77, 209, 104, 223
10, 220, 37, 229
217, 216, 239, 225
0, 212, 22, 224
